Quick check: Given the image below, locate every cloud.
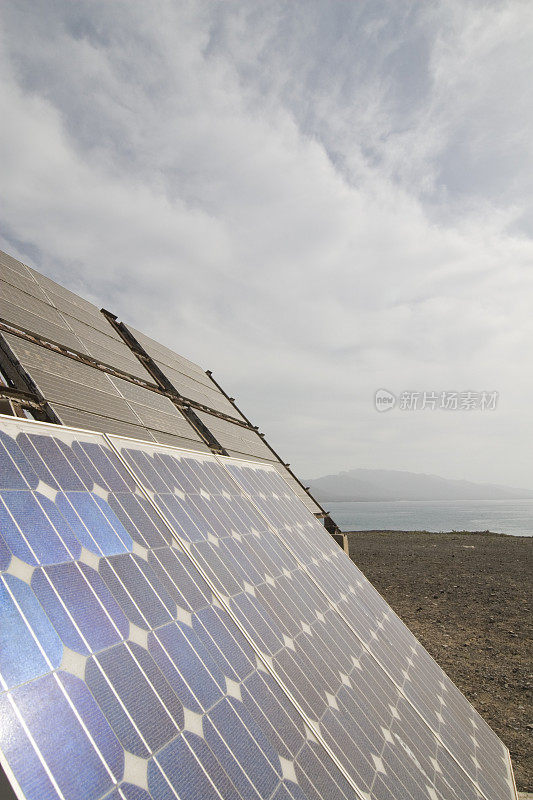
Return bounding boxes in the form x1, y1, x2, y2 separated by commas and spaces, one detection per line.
0, 0, 532, 487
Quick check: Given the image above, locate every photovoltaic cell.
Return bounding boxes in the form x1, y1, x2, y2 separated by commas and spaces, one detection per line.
110, 436, 514, 800
0, 417, 360, 800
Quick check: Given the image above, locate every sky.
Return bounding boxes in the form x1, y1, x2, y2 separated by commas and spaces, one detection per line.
1, 0, 532, 488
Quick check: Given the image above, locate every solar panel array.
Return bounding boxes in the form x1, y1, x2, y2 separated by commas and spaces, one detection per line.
0, 248, 324, 518
0, 416, 516, 800
0, 417, 356, 800
221, 459, 516, 800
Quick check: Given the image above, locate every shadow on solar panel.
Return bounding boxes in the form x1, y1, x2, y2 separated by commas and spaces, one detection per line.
0, 416, 517, 800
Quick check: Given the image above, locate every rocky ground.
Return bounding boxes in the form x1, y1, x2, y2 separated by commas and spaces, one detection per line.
346, 530, 532, 792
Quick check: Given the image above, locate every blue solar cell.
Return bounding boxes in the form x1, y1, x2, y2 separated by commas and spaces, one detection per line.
0, 500, 40, 565
438, 753, 486, 800
146, 493, 202, 542
108, 493, 171, 548
230, 591, 285, 655
0, 431, 39, 490
204, 697, 282, 799
241, 669, 306, 760
173, 457, 205, 493
149, 621, 225, 714
71, 440, 136, 493
0, 491, 81, 565
205, 495, 239, 532
31, 561, 129, 655
10, 434, 62, 490
56, 492, 133, 555
0, 672, 123, 800
203, 461, 239, 496
16, 434, 89, 491
185, 460, 220, 495
85, 642, 183, 758
273, 646, 330, 721
58, 670, 125, 783
150, 731, 240, 800
221, 535, 265, 582
156, 453, 186, 492
0, 692, 62, 800
295, 741, 361, 800
121, 448, 170, 493
147, 547, 212, 612
193, 540, 247, 596
0, 531, 11, 570
0, 574, 63, 688
190, 495, 229, 538
193, 604, 254, 683
231, 494, 270, 532
99, 553, 176, 629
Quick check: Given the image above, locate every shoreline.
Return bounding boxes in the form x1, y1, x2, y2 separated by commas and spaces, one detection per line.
346, 528, 510, 535
345, 529, 532, 791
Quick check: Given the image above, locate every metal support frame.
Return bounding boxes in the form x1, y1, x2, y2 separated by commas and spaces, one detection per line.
0, 333, 61, 424
0, 385, 49, 416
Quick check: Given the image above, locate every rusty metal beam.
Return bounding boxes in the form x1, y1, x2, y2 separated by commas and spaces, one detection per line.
0, 318, 161, 392
0, 385, 47, 412
0, 333, 61, 424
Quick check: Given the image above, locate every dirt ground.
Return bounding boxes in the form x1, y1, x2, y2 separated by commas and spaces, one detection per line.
346, 530, 532, 792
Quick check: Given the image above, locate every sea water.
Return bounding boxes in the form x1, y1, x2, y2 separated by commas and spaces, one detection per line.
326, 499, 533, 537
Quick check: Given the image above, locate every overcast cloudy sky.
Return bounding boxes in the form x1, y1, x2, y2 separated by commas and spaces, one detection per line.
1, 0, 532, 487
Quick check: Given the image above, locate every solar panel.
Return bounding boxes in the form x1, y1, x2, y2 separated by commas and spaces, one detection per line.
0, 254, 152, 382
1, 333, 207, 450
0, 289, 84, 352
0, 247, 519, 798
109, 436, 515, 800
0, 416, 359, 800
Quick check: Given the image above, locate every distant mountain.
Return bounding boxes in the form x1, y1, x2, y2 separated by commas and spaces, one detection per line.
304, 468, 533, 502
